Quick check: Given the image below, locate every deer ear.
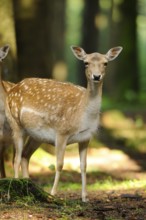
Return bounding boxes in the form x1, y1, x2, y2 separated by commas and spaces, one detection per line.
70, 46, 87, 60
106, 46, 123, 61
0, 44, 10, 61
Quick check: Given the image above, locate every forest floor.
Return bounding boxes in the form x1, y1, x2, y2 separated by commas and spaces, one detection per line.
1, 109, 146, 220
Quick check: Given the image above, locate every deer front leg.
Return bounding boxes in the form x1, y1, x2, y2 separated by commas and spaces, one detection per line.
51, 134, 67, 196
79, 140, 89, 202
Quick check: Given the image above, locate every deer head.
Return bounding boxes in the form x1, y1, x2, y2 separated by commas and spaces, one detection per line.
71, 46, 122, 83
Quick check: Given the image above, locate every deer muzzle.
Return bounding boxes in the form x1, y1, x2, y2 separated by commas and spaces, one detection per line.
92, 74, 102, 82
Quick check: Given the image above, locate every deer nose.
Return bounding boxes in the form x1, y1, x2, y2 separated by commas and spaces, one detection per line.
92, 74, 101, 82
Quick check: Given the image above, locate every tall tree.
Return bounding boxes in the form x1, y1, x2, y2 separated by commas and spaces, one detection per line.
106, 0, 138, 101
13, 0, 66, 80
78, 0, 100, 87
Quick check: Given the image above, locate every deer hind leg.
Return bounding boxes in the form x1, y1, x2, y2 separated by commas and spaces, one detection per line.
51, 134, 68, 196
5, 103, 24, 178
21, 138, 40, 178
79, 140, 89, 202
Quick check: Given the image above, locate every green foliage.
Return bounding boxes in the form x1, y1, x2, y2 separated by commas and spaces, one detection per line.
48, 164, 55, 171
88, 179, 146, 191
124, 90, 138, 103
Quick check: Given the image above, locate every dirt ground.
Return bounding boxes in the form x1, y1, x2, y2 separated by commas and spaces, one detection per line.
0, 188, 146, 220
1, 146, 146, 220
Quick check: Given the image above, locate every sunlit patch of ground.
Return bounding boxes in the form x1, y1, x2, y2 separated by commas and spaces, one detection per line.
28, 146, 138, 172
27, 144, 146, 184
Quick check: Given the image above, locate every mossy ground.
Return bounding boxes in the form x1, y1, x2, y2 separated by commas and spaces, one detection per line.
0, 178, 51, 203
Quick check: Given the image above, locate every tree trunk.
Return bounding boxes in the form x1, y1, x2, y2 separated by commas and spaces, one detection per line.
106, 0, 138, 101
13, 0, 66, 80
78, 0, 99, 87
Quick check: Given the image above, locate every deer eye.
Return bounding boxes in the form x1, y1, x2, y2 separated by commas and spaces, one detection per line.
84, 62, 89, 67
104, 62, 108, 67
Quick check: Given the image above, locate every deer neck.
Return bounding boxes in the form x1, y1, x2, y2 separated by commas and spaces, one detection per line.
87, 80, 103, 99
85, 80, 103, 114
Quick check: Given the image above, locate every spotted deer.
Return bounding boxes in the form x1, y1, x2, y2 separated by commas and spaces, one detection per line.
4, 46, 122, 201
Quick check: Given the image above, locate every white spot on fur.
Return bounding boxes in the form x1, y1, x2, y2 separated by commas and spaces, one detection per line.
24, 85, 29, 90
20, 96, 23, 102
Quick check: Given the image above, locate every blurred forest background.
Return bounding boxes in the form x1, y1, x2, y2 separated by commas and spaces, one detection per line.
1, 2, 146, 212
0, 0, 146, 108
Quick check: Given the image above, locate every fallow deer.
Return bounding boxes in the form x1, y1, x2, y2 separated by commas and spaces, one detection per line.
4, 46, 122, 201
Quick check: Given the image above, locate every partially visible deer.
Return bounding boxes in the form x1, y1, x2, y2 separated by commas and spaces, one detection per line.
0, 45, 40, 178
0, 81, 15, 178
4, 46, 122, 201
0, 44, 14, 177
